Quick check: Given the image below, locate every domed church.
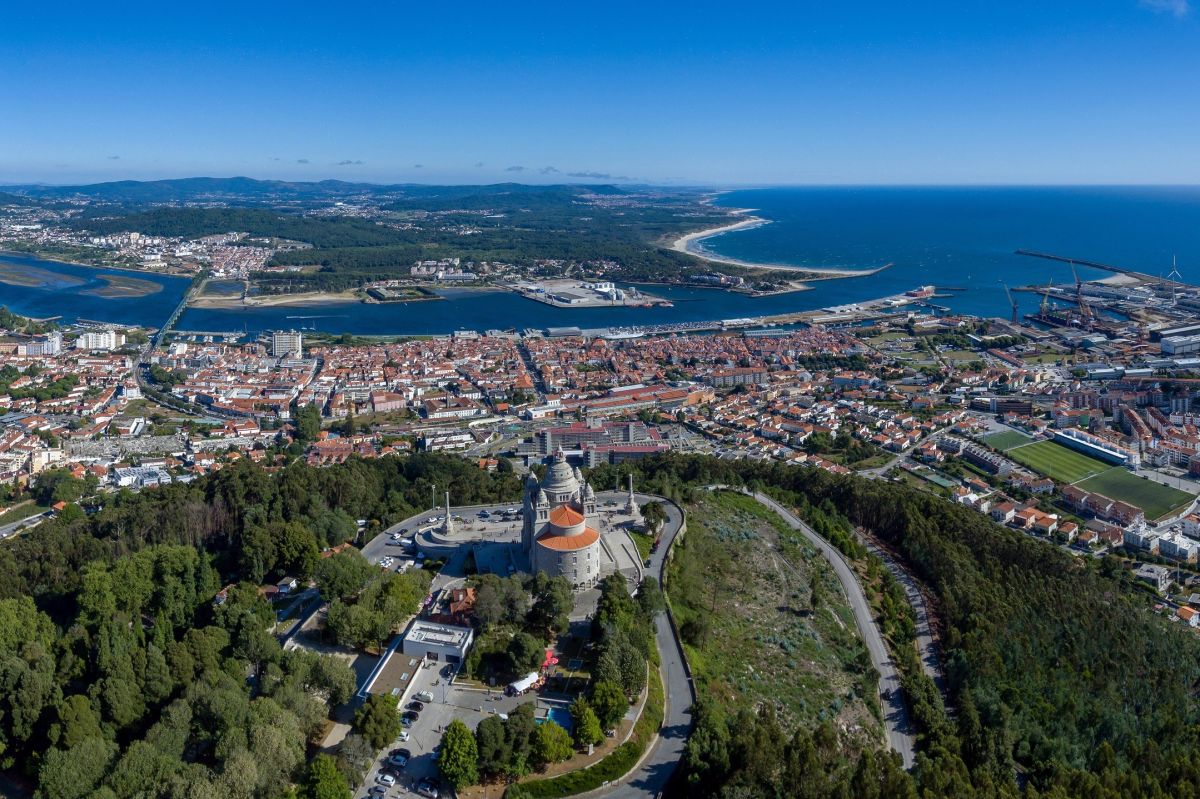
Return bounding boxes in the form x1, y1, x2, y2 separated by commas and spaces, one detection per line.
521, 449, 602, 589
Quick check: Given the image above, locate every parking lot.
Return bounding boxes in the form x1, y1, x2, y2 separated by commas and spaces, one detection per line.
359, 654, 570, 798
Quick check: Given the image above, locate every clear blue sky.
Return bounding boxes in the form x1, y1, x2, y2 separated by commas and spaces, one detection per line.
3, 0, 1198, 185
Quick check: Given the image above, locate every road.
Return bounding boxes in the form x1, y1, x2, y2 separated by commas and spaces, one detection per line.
862, 540, 944, 691
729, 489, 916, 768
603, 494, 694, 799
0, 513, 45, 540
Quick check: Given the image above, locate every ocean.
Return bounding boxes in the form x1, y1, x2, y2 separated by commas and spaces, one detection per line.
700, 186, 1200, 318
2, 186, 1199, 334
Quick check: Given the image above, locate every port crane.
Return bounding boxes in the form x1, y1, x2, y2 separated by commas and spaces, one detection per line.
1069, 262, 1093, 327
1002, 281, 1018, 324
1039, 278, 1054, 317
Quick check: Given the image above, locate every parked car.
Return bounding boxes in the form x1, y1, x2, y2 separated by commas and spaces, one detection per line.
407, 701, 424, 712
416, 778, 441, 798
397, 730, 410, 742
368, 786, 388, 797
402, 710, 420, 723
414, 691, 434, 703
387, 753, 408, 769
376, 773, 396, 787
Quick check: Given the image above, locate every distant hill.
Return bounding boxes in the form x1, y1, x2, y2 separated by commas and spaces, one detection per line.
0, 176, 387, 203
0, 177, 634, 205
0, 191, 37, 206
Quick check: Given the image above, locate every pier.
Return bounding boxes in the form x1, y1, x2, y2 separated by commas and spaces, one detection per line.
171, 330, 246, 342
1015, 249, 1189, 287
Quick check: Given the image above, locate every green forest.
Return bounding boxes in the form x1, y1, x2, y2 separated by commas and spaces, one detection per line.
0, 453, 522, 798
62, 185, 743, 292
587, 454, 1200, 799
5, 443, 1191, 797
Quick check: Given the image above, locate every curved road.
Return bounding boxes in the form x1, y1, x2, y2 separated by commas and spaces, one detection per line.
733, 489, 916, 768
863, 539, 944, 691
601, 494, 694, 799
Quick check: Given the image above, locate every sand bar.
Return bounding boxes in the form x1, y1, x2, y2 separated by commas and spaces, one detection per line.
671, 211, 884, 277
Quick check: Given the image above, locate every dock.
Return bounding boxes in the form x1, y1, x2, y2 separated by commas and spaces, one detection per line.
1015, 249, 1189, 287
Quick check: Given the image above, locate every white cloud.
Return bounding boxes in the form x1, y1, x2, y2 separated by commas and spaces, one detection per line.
1141, 0, 1189, 17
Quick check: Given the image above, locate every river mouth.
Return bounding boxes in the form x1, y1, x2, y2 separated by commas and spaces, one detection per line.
0, 261, 88, 289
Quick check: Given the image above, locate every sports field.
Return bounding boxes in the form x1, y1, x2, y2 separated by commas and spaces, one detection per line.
983, 430, 1033, 452
1008, 440, 1195, 520
1076, 469, 1194, 521
1008, 440, 1109, 483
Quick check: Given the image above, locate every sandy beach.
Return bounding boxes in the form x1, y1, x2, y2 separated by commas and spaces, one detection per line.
189, 289, 364, 308
670, 211, 884, 277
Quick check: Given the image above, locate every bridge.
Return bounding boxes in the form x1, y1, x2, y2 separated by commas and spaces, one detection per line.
153, 270, 210, 348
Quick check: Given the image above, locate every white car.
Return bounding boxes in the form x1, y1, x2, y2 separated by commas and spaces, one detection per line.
397, 730, 410, 742
376, 773, 396, 787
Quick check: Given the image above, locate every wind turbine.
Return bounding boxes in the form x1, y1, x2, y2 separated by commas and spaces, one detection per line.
1169, 256, 1182, 305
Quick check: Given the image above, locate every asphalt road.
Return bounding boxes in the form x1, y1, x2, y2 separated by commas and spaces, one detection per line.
0, 513, 45, 540
739, 489, 917, 768
603, 494, 693, 799
863, 540, 944, 691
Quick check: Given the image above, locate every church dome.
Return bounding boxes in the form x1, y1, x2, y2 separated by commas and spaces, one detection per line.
541, 448, 580, 498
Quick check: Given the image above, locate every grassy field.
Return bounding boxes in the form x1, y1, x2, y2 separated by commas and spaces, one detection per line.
1077, 469, 1194, 520
983, 430, 1034, 451
666, 491, 878, 742
1008, 440, 1109, 483
628, 529, 654, 560
0, 501, 49, 527
1009, 440, 1194, 519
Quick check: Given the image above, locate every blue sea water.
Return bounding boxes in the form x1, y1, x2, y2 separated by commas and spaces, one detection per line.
3, 187, 1199, 335
702, 186, 1200, 318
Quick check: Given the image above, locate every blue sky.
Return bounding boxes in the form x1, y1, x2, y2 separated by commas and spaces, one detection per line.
3, 1, 1198, 185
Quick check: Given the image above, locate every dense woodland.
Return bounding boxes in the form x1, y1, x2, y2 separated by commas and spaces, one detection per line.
59, 185, 739, 291
0, 454, 521, 798
589, 454, 1200, 799
6, 440, 1192, 797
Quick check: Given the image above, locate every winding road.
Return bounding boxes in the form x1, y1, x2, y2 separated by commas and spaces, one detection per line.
600, 494, 694, 799
718, 488, 917, 768
605, 486, 917, 798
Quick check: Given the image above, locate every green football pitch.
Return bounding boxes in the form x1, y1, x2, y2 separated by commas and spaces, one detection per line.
1007, 440, 1109, 483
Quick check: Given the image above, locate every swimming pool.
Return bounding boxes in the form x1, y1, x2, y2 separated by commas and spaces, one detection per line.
540, 706, 573, 734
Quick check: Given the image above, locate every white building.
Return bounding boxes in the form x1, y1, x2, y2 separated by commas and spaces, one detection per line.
271, 330, 303, 358
75, 330, 126, 351
400, 620, 474, 664
112, 466, 171, 489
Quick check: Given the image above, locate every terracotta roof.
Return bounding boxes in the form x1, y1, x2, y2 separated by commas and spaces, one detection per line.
536, 527, 599, 551
548, 505, 584, 527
